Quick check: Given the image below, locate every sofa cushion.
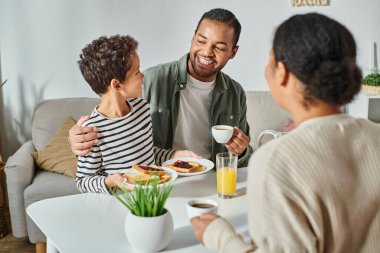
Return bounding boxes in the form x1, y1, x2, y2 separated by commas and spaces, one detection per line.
24, 171, 79, 205
32, 97, 99, 150
245, 91, 290, 149
31, 117, 77, 178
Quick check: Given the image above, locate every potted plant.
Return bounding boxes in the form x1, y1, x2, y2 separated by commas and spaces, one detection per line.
0, 79, 8, 239
0, 79, 7, 166
0, 79, 7, 165
361, 73, 380, 95
112, 178, 174, 252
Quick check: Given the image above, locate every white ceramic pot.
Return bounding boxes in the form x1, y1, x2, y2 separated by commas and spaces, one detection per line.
125, 209, 173, 252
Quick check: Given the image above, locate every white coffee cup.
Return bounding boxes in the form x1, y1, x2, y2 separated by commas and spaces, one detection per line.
212, 125, 234, 144
186, 199, 218, 220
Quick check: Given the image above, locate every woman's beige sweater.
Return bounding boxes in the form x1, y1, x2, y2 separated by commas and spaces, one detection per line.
203, 114, 380, 253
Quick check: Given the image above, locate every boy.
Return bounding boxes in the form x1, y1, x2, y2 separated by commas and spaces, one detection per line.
76, 35, 193, 194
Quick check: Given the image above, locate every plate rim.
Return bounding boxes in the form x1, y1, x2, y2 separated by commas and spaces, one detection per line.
162, 157, 215, 176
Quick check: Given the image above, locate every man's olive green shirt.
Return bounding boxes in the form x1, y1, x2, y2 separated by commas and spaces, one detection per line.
142, 54, 253, 167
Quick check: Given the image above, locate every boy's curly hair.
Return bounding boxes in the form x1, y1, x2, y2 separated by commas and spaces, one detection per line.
78, 35, 138, 95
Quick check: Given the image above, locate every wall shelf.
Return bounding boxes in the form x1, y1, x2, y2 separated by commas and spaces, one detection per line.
347, 93, 380, 123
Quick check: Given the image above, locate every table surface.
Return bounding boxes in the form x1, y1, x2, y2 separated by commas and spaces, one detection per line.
27, 167, 249, 253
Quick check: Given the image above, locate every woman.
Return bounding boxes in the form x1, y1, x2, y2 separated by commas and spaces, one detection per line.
191, 13, 380, 252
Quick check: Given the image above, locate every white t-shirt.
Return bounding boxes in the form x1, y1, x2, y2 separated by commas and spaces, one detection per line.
172, 74, 216, 159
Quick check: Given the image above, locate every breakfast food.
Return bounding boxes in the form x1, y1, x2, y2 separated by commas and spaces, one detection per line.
123, 165, 170, 185
124, 172, 171, 184
132, 164, 167, 176
123, 173, 151, 184
166, 160, 205, 173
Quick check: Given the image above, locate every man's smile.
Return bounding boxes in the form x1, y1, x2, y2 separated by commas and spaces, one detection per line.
196, 55, 216, 68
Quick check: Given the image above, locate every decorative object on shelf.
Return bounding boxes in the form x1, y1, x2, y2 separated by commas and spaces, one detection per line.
347, 93, 380, 123
361, 73, 380, 96
112, 177, 174, 252
369, 42, 378, 74
291, 0, 330, 7
361, 42, 380, 96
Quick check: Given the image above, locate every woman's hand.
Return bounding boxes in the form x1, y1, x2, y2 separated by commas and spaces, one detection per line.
190, 213, 220, 244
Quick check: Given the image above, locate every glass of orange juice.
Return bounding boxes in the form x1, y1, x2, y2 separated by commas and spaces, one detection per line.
216, 152, 237, 198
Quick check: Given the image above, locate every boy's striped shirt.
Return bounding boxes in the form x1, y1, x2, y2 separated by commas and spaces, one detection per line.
76, 98, 173, 194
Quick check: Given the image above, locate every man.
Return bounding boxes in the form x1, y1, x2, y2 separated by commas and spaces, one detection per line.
69, 8, 252, 166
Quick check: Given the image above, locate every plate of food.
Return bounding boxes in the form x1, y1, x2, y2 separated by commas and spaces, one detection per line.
162, 157, 214, 176
122, 164, 178, 188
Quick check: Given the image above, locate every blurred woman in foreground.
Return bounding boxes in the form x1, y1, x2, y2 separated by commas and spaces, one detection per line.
191, 13, 380, 253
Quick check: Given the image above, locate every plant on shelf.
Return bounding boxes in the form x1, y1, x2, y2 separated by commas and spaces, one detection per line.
363, 73, 380, 86
111, 177, 175, 252
361, 73, 380, 96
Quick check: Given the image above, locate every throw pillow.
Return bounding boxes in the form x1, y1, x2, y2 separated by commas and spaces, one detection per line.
31, 117, 77, 178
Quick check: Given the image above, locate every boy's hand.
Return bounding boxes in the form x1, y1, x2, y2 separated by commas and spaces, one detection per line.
105, 173, 124, 188
69, 116, 101, 156
106, 173, 134, 190
171, 150, 202, 159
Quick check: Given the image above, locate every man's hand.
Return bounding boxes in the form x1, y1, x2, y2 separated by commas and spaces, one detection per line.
69, 116, 100, 156
225, 127, 249, 156
171, 150, 202, 159
190, 213, 219, 244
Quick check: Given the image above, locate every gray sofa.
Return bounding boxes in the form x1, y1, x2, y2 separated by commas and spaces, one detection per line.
4, 91, 289, 243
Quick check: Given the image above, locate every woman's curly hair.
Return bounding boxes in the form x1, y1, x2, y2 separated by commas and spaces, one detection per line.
78, 35, 138, 95
273, 13, 362, 108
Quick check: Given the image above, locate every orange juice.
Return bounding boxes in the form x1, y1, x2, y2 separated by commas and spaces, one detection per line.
217, 167, 237, 195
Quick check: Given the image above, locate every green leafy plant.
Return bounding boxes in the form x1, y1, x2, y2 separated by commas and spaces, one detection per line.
111, 177, 174, 217
363, 73, 380, 86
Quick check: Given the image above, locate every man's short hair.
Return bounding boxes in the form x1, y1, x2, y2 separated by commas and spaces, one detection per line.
78, 35, 138, 95
195, 8, 241, 47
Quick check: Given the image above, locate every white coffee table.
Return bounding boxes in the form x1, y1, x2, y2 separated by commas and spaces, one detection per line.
27, 167, 249, 253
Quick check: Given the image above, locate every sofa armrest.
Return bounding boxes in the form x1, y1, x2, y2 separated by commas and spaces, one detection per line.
5, 140, 36, 237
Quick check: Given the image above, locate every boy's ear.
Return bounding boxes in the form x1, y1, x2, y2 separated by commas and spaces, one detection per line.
110, 79, 122, 91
